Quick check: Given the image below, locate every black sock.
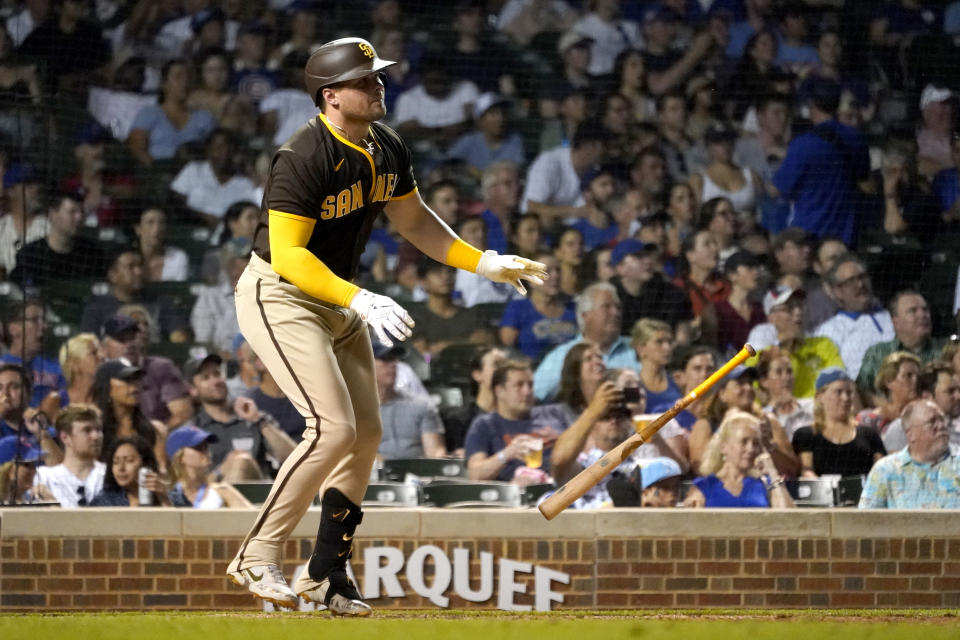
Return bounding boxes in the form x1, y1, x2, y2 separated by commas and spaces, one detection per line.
307, 488, 363, 587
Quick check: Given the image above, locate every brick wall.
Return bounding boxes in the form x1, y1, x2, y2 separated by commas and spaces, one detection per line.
2, 509, 959, 610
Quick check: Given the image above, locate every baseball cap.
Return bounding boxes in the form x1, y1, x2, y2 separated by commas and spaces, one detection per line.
723, 251, 760, 275
610, 238, 658, 267
723, 364, 759, 386
643, 4, 678, 24
165, 425, 219, 460
190, 7, 225, 32
639, 457, 682, 489
0, 435, 42, 465
557, 31, 593, 55
373, 343, 407, 361
704, 121, 737, 144
920, 84, 953, 111
815, 366, 850, 393
183, 353, 223, 382
73, 121, 111, 146
100, 314, 140, 341
93, 359, 144, 390
3, 163, 37, 190
474, 92, 509, 118
579, 164, 615, 192
762, 285, 806, 316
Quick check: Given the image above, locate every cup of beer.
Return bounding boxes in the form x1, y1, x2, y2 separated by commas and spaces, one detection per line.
633, 414, 658, 435
523, 438, 543, 468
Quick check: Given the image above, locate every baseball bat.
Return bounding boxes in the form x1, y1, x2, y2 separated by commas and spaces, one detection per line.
538, 343, 756, 520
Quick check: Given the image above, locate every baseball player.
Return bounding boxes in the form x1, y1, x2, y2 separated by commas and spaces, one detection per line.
225, 37, 547, 616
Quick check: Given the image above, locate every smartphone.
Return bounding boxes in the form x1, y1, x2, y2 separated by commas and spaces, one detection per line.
622, 387, 641, 403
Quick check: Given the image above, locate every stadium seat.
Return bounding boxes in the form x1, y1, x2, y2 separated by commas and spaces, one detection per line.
362, 482, 420, 507
429, 344, 477, 391
835, 476, 865, 507
429, 385, 463, 411
786, 479, 836, 507
232, 481, 275, 505
522, 482, 556, 506
420, 481, 522, 508
382, 457, 467, 482
472, 302, 508, 329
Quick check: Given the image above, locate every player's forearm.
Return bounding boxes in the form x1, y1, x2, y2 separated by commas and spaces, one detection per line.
271, 245, 360, 307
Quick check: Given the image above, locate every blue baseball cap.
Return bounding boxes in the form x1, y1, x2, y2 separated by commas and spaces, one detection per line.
723, 364, 759, 385
0, 435, 42, 465
610, 238, 658, 267
815, 367, 850, 393
639, 457, 682, 489
3, 163, 37, 190
165, 426, 218, 459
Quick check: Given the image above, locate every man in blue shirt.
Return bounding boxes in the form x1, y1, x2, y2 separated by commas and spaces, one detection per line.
1, 300, 67, 408
533, 282, 639, 401
772, 78, 870, 246
478, 161, 522, 255
860, 399, 960, 508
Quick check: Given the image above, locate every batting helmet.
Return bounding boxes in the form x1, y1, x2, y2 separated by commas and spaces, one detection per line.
304, 37, 396, 106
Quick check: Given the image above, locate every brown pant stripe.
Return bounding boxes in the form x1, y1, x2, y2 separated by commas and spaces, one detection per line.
236, 278, 323, 568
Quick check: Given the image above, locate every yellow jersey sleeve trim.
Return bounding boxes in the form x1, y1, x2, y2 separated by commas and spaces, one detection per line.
268, 210, 360, 307
268, 208, 314, 223
445, 237, 483, 273
390, 186, 419, 201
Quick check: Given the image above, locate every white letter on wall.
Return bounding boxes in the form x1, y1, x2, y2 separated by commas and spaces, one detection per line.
534, 566, 570, 611
406, 545, 452, 607
452, 548, 494, 603
497, 558, 532, 611
363, 546, 405, 600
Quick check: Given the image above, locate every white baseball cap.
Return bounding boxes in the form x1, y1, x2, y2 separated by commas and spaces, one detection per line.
920, 84, 953, 110
762, 285, 806, 316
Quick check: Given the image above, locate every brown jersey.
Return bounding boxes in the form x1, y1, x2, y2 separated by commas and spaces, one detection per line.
253, 112, 417, 280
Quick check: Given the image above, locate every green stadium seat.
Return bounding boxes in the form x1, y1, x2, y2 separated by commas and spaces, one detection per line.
382, 457, 467, 482
362, 482, 420, 507
420, 481, 522, 508
233, 481, 275, 505
786, 479, 836, 507
836, 476, 865, 507
522, 482, 556, 507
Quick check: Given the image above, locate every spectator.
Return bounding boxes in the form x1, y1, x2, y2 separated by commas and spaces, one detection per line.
610, 189, 645, 244
99, 312, 193, 430
91, 359, 167, 473
58, 333, 101, 405
522, 121, 608, 223
538, 86, 590, 152
268, 2, 321, 67
803, 236, 848, 331
571, 166, 618, 251
34, 404, 105, 508
442, 346, 507, 456
243, 351, 305, 442
155, 4, 229, 59
612, 49, 655, 123
670, 345, 719, 433
857, 291, 943, 402
684, 411, 794, 508
479, 161, 522, 255
79, 248, 190, 343
698, 197, 740, 268
497, 0, 578, 48
407, 259, 493, 359
643, 6, 717, 97
686, 75, 719, 143
191, 238, 250, 356
858, 351, 921, 438
0, 164, 46, 277
673, 228, 728, 347
756, 346, 812, 441
814, 256, 895, 379
225, 334, 259, 400
629, 146, 668, 215
392, 52, 479, 149
534, 282, 639, 402
10, 192, 105, 290
0, 363, 60, 464
134, 207, 189, 283
638, 457, 684, 507
187, 48, 233, 122
734, 92, 790, 185
553, 226, 585, 297
771, 227, 812, 283
499, 251, 577, 361
747, 285, 844, 396
771, 77, 870, 246
933, 130, 960, 224
657, 91, 692, 182
538, 343, 609, 431
6, 0, 48, 47
715, 251, 765, 354
422, 180, 460, 227
726, 0, 775, 60
632, 318, 682, 413
663, 183, 696, 257
451, 216, 515, 307
916, 85, 955, 179
444, 0, 512, 93
216, 200, 259, 247
88, 435, 172, 507
375, 344, 445, 461
726, 29, 782, 121
1, 300, 67, 408
17, 0, 111, 94
878, 143, 943, 245
0, 434, 49, 504
166, 426, 253, 508
570, 0, 642, 77
127, 59, 216, 165
230, 22, 278, 103
184, 353, 296, 481
882, 362, 960, 454
464, 359, 564, 482
793, 367, 886, 478
773, 3, 818, 72
446, 93, 525, 174
61, 121, 135, 227
259, 50, 317, 148
171, 128, 261, 226
691, 123, 762, 220
859, 399, 960, 508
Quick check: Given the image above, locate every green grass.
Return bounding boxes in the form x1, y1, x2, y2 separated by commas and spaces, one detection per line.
0, 610, 956, 640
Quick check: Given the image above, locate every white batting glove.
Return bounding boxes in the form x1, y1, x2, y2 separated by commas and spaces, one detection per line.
348, 289, 415, 348
475, 250, 548, 296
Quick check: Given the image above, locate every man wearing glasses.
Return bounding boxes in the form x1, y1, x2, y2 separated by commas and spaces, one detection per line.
813, 256, 894, 380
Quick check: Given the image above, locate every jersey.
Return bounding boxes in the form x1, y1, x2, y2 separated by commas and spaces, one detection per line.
252, 112, 417, 281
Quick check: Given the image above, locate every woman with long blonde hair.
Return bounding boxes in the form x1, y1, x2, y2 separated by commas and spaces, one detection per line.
683, 411, 794, 508
59, 333, 102, 405
166, 426, 253, 509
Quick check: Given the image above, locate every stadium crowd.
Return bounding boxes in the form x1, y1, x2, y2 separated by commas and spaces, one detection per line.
1, 0, 960, 510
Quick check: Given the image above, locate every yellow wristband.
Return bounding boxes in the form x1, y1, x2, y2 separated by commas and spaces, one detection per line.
445, 238, 483, 273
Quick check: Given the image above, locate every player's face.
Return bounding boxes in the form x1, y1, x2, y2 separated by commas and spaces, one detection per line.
332, 74, 387, 122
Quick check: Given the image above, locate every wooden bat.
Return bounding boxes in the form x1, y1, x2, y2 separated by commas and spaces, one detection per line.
538, 344, 756, 520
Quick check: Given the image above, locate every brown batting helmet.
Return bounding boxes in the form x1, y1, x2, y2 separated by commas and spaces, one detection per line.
304, 37, 396, 106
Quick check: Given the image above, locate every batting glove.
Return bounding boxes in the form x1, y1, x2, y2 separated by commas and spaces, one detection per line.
475, 250, 548, 296
349, 289, 415, 348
